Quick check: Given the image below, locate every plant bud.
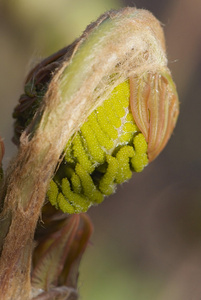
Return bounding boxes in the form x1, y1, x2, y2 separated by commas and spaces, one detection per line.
13, 8, 179, 214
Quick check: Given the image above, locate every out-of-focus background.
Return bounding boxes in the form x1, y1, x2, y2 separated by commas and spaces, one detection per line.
0, 0, 201, 299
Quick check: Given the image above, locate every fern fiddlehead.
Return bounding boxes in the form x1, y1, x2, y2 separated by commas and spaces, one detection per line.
13, 8, 179, 214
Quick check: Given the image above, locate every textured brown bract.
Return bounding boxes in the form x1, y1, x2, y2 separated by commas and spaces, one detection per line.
130, 72, 179, 162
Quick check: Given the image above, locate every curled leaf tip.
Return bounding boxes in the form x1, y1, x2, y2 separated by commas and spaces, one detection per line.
32, 214, 93, 298
130, 71, 179, 162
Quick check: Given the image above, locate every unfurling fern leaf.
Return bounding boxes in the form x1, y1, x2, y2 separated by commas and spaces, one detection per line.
13, 8, 179, 214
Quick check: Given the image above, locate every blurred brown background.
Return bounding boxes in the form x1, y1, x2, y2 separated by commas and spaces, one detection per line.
0, 0, 201, 299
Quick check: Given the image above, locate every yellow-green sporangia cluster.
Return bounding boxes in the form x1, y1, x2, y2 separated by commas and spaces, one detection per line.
47, 81, 148, 213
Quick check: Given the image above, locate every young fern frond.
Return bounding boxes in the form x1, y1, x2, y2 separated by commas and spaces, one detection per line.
0, 8, 179, 299
13, 8, 179, 214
